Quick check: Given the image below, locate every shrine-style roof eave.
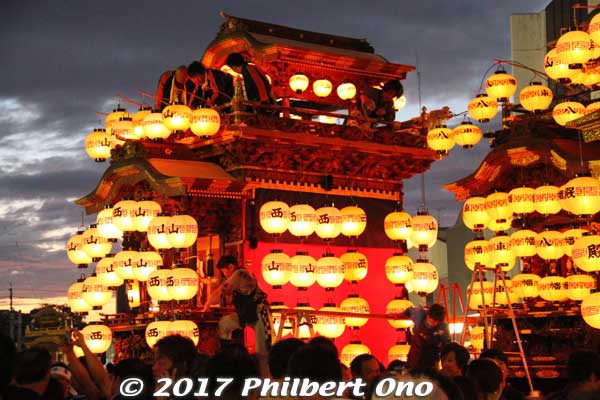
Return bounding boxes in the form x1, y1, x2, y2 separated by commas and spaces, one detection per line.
75, 158, 241, 214
444, 135, 600, 201
569, 108, 600, 143
202, 31, 414, 80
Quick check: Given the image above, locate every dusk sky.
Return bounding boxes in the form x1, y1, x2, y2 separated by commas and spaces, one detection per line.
1, 0, 551, 310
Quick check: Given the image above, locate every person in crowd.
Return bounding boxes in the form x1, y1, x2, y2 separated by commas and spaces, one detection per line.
387, 359, 406, 374
4, 347, 51, 400
110, 358, 154, 400
287, 344, 342, 383
268, 338, 305, 380
440, 342, 470, 378
350, 354, 381, 386
223, 53, 274, 105
205, 267, 273, 356
184, 61, 233, 109
479, 348, 524, 400
0, 333, 16, 399
206, 345, 259, 400
399, 303, 451, 371
152, 335, 197, 381
546, 350, 600, 400
308, 336, 339, 358
204, 255, 241, 310
453, 375, 483, 400
348, 79, 403, 130
48, 363, 77, 400
155, 65, 188, 110
465, 358, 504, 400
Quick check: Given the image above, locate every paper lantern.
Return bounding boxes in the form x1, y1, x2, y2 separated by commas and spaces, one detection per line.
452, 122, 482, 148
296, 303, 316, 339
562, 176, 600, 216
462, 197, 490, 231
572, 234, 600, 272
586, 102, 600, 115
509, 229, 537, 257
337, 83, 356, 100
81, 324, 112, 354
340, 295, 370, 328
112, 116, 139, 141
537, 276, 567, 302
485, 70, 517, 102
145, 321, 170, 348
385, 254, 414, 284
427, 124, 455, 154
567, 275, 596, 301
167, 214, 198, 249
535, 231, 565, 260
67, 279, 92, 313
190, 108, 221, 137
134, 251, 162, 281
553, 102, 585, 126
112, 200, 138, 232
386, 298, 414, 329
340, 205, 367, 237
410, 260, 439, 295
315, 253, 344, 290
105, 108, 130, 135
495, 278, 515, 305
113, 250, 139, 280
261, 250, 292, 288
341, 250, 368, 283
288, 204, 317, 237
584, 66, 600, 86
508, 187, 536, 214
166, 267, 199, 300
410, 212, 438, 251
146, 269, 173, 301
147, 215, 173, 250
85, 128, 113, 162
467, 281, 495, 309
127, 280, 141, 308
485, 192, 512, 224
563, 228, 588, 257
544, 48, 577, 83
534, 185, 562, 215
289, 252, 317, 290
488, 235, 515, 272
556, 29, 592, 68
315, 304, 345, 338
384, 211, 412, 241
313, 79, 332, 97
67, 231, 92, 267
468, 94, 498, 123
96, 206, 123, 240
96, 255, 123, 288
487, 215, 513, 233
590, 13, 600, 46
259, 201, 291, 235
81, 275, 112, 309
388, 343, 411, 364
464, 239, 492, 270
81, 225, 112, 261
132, 106, 152, 139
512, 273, 541, 299
470, 326, 486, 351
167, 320, 200, 345
142, 111, 171, 140
289, 74, 309, 94
582, 292, 600, 329
520, 82, 553, 112
341, 342, 371, 367
162, 103, 191, 131
133, 200, 162, 232
314, 206, 342, 240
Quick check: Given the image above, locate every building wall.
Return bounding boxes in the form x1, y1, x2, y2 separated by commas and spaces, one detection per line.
511, 11, 547, 96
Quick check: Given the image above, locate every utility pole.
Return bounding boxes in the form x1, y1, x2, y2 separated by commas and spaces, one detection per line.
9, 283, 15, 341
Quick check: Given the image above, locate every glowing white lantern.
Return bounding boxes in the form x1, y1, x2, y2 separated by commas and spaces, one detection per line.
552, 102, 585, 126
314, 205, 342, 240
508, 187, 535, 214
142, 111, 171, 140
386, 298, 414, 329
410, 212, 438, 251
145, 321, 170, 348
509, 230, 537, 257
556, 29, 592, 68
385, 254, 414, 284
464, 240, 492, 270
133, 200, 162, 232
105, 107, 130, 135
146, 269, 173, 301
288, 204, 317, 237
485, 69, 517, 102
340, 205, 367, 237
341, 342, 371, 367
538, 276, 568, 302
520, 82, 553, 112
388, 343, 411, 364
485, 192, 512, 224
162, 103, 191, 131
512, 273, 541, 299
289, 74, 309, 94
315, 304, 345, 338
132, 106, 152, 139
127, 280, 141, 308
134, 251, 162, 281
81, 324, 112, 354
462, 197, 490, 231
468, 94, 498, 123
563, 228, 588, 257
535, 231, 565, 260
427, 124, 455, 154
410, 259, 439, 295
112, 116, 139, 141
81, 275, 112, 309
167, 320, 200, 345
566, 275, 596, 301
289, 252, 317, 290
470, 326, 486, 351
489, 235, 515, 272
190, 108, 221, 137
340, 295, 370, 328
467, 281, 495, 309
112, 200, 138, 232
340, 250, 368, 283
96, 206, 123, 240
337, 83, 356, 100
315, 253, 344, 290
67, 279, 92, 313
581, 292, 600, 329
85, 128, 113, 162
572, 234, 600, 272
261, 250, 292, 288
384, 211, 412, 241
259, 201, 291, 235
534, 185, 562, 215
167, 214, 198, 249
166, 267, 199, 301
81, 225, 112, 261
562, 176, 600, 216
147, 215, 173, 250
96, 255, 123, 288
113, 250, 139, 280
452, 122, 482, 148
313, 79, 333, 97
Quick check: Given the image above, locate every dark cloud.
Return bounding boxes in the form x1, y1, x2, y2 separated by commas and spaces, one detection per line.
0, 0, 551, 300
